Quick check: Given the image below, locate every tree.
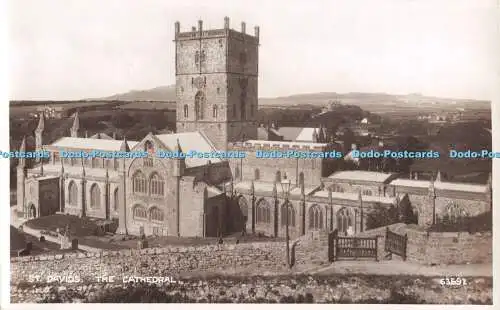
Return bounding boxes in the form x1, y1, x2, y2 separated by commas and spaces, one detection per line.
366, 204, 400, 230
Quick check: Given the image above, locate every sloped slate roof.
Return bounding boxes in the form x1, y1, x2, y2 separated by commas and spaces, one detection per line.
327, 170, 396, 183
389, 179, 487, 193
50, 137, 138, 151
154, 131, 221, 167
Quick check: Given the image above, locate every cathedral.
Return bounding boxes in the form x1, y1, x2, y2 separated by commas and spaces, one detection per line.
16, 18, 492, 238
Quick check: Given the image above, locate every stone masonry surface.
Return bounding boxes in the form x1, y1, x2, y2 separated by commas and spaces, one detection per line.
11, 242, 287, 284
11, 275, 493, 304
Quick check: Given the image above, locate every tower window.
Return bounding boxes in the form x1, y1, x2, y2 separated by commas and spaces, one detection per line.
217, 87, 220, 94
213, 105, 218, 118
232, 104, 237, 118
239, 52, 247, 66
194, 91, 206, 120
195, 51, 200, 67
183, 105, 189, 118
240, 96, 246, 120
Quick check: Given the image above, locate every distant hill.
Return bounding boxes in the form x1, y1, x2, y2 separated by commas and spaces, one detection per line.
89, 85, 176, 101
87, 85, 490, 112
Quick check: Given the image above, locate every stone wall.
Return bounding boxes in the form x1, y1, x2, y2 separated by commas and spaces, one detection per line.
405, 228, 492, 265
351, 224, 492, 265
293, 230, 329, 267
10, 242, 287, 285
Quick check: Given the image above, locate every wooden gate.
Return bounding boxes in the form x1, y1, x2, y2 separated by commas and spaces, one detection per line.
329, 229, 378, 261
384, 227, 408, 260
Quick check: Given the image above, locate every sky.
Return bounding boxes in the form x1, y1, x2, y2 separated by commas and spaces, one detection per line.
8, 0, 499, 101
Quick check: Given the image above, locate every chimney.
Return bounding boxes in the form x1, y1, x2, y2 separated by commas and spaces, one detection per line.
254, 26, 260, 39
175, 21, 180, 34
224, 16, 230, 29
241, 22, 246, 34
198, 20, 203, 32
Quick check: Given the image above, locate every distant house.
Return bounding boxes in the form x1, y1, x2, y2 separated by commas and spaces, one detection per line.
257, 125, 330, 143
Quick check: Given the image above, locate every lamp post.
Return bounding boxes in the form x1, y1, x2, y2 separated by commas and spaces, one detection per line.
280, 173, 292, 268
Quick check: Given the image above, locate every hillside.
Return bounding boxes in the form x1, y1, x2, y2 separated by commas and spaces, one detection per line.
90, 85, 176, 101
88, 85, 490, 113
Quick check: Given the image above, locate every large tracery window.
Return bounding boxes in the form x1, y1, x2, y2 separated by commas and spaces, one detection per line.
132, 171, 147, 194
442, 203, 468, 224
150, 173, 165, 196
68, 181, 78, 206
281, 203, 296, 227
309, 205, 323, 230
89, 183, 101, 209
150, 207, 164, 222
256, 200, 271, 224
337, 208, 352, 234
254, 168, 260, 180
133, 205, 147, 220
195, 91, 205, 120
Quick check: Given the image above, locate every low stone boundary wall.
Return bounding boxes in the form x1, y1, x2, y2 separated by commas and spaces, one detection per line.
11, 242, 287, 284
406, 229, 492, 265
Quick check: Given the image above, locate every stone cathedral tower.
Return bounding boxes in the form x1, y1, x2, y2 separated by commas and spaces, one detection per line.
174, 17, 259, 151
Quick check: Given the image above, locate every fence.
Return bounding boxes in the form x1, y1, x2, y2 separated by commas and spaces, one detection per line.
384, 227, 407, 260
329, 229, 378, 262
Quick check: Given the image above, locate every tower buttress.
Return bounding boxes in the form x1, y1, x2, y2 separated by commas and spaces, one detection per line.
16, 136, 27, 214
35, 113, 45, 161
71, 112, 80, 137
117, 138, 129, 235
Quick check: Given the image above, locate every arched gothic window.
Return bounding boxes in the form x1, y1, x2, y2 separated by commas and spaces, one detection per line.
90, 183, 101, 209
337, 208, 352, 234
275, 171, 281, 183
213, 105, 218, 118
133, 205, 147, 220
149, 207, 164, 222
195, 91, 205, 120
240, 94, 246, 120
150, 173, 165, 196
281, 202, 296, 227
332, 185, 344, 193
91, 157, 99, 168
362, 189, 373, 196
254, 168, 260, 180
309, 205, 323, 230
442, 203, 467, 224
113, 188, 119, 211
183, 104, 189, 118
68, 181, 78, 206
299, 172, 304, 186
132, 171, 147, 194
234, 166, 240, 180
256, 200, 271, 224
194, 51, 200, 67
